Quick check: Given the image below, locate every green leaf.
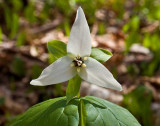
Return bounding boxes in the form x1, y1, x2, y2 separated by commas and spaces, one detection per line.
90, 48, 112, 63
82, 96, 141, 126
12, 96, 141, 126
12, 97, 79, 126
66, 75, 81, 103
47, 40, 67, 62
48, 52, 57, 64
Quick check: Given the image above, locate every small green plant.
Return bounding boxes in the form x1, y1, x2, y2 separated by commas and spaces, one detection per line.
12, 7, 141, 126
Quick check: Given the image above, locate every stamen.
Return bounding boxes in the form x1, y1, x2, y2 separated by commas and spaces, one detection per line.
77, 54, 80, 58
77, 68, 80, 72
82, 63, 86, 67
83, 57, 88, 60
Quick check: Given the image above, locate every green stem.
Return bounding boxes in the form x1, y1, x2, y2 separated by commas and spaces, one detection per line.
78, 99, 86, 126
77, 91, 80, 98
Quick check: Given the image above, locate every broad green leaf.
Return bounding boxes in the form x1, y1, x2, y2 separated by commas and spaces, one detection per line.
48, 52, 57, 64
12, 96, 141, 126
90, 48, 112, 63
82, 96, 141, 126
47, 40, 67, 62
66, 75, 81, 103
12, 97, 79, 126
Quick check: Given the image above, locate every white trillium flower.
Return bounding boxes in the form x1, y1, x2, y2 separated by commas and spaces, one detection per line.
30, 7, 122, 91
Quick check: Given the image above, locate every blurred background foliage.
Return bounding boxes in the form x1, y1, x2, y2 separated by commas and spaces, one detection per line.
0, 0, 160, 126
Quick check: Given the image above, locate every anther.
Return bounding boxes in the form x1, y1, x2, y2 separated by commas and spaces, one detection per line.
83, 57, 88, 60
82, 63, 86, 67
77, 54, 80, 58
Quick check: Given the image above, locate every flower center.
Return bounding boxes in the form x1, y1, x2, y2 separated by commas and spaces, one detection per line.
73, 57, 84, 67
70, 55, 87, 72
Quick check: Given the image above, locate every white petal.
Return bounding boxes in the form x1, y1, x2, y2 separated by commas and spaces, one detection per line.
30, 56, 76, 86
79, 57, 122, 91
67, 7, 91, 57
